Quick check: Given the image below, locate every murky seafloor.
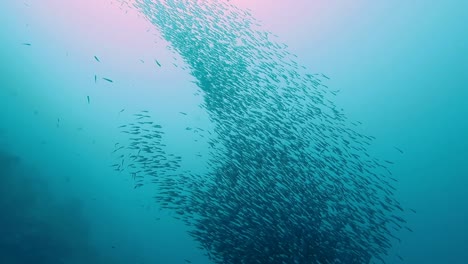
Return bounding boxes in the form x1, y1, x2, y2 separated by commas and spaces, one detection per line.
0, 1, 467, 263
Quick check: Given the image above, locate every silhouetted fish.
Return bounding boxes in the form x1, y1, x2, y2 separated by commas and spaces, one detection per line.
394, 146, 404, 154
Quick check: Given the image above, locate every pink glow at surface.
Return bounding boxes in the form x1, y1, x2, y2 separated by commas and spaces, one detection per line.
30, 0, 156, 55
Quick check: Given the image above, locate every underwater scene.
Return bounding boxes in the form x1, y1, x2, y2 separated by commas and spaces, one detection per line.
1, 0, 467, 263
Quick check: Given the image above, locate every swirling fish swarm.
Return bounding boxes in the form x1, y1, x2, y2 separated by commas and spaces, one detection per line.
115, 0, 408, 263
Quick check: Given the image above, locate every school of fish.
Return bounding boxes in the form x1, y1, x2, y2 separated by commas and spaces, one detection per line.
111, 0, 410, 263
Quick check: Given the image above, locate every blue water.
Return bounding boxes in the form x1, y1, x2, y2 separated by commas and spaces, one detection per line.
1, 1, 467, 263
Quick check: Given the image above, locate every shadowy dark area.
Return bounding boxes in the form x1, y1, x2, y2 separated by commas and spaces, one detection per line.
0, 150, 111, 264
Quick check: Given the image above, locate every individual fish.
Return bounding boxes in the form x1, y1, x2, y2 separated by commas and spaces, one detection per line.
394, 146, 404, 154
102, 77, 113, 83
320, 73, 330, 79
112, 146, 124, 153
94, 55, 100, 62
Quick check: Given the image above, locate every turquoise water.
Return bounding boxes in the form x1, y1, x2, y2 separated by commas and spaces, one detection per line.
1, 0, 467, 263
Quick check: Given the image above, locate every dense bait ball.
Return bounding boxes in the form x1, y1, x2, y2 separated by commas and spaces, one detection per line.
114, 0, 408, 263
